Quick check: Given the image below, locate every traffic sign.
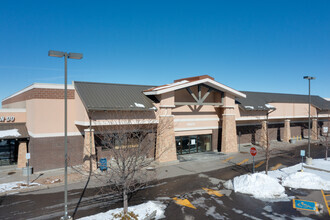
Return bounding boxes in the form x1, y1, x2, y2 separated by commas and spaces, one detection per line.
250, 147, 257, 156
293, 199, 318, 212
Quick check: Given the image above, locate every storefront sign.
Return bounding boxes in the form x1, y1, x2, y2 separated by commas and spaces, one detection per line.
0, 116, 15, 123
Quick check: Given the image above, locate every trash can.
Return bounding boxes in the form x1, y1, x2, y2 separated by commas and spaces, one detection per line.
22, 167, 33, 176
99, 158, 107, 171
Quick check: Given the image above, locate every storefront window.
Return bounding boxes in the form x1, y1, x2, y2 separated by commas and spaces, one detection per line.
176, 134, 212, 155
0, 140, 19, 166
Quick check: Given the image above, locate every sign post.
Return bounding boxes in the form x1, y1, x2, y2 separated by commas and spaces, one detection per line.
250, 147, 257, 173
26, 153, 30, 186
300, 150, 305, 172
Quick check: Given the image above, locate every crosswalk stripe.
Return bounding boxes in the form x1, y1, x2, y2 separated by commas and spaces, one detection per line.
223, 156, 234, 163
271, 163, 282, 170
255, 161, 265, 168
172, 197, 197, 209
237, 158, 249, 165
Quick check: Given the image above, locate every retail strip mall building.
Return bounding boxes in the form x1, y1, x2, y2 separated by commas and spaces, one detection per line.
1, 75, 329, 171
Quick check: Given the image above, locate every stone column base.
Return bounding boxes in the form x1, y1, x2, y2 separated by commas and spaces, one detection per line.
17, 142, 27, 168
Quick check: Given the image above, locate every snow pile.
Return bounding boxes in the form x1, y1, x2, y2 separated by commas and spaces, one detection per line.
265, 103, 275, 109
0, 181, 40, 193
0, 129, 21, 138
134, 103, 145, 108
79, 201, 166, 220
224, 158, 330, 200
282, 172, 330, 190
225, 173, 287, 200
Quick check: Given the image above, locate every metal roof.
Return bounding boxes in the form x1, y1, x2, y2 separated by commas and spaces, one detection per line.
237, 91, 330, 111
74, 81, 156, 111
0, 123, 29, 139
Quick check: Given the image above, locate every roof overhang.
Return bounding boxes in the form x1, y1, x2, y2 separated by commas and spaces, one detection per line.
144, 78, 246, 98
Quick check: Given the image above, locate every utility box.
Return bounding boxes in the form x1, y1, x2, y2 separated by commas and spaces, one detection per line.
99, 158, 107, 171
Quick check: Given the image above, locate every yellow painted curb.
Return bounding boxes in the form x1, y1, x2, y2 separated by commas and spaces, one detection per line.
271, 163, 282, 170
223, 156, 234, 163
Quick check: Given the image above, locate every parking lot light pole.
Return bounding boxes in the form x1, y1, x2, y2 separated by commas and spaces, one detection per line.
48, 50, 83, 220
303, 76, 315, 165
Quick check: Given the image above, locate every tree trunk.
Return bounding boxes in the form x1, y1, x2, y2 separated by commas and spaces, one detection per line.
123, 189, 128, 214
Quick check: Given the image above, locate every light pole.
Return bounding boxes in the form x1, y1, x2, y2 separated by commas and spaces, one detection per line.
48, 50, 83, 220
303, 76, 315, 165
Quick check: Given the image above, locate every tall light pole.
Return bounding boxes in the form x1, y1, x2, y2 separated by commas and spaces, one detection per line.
303, 76, 315, 165
49, 50, 83, 220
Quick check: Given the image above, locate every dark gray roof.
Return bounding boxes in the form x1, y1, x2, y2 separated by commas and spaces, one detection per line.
0, 123, 29, 139
74, 81, 155, 111
237, 91, 330, 111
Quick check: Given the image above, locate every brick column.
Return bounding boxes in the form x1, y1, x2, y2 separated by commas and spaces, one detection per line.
17, 142, 27, 168
283, 119, 291, 143
221, 114, 238, 152
221, 94, 238, 153
260, 120, 268, 148
311, 118, 318, 140
83, 128, 97, 171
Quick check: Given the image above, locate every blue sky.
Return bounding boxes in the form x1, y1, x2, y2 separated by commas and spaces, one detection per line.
0, 0, 329, 103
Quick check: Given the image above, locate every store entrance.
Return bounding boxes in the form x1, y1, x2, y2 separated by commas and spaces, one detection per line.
0, 140, 19, 166
176, 134, 212, 155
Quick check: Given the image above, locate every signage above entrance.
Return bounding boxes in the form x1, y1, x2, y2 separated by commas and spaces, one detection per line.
0, 116, 15, 123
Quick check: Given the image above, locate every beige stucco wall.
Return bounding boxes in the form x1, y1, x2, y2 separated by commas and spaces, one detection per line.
269, 103, 317, 118
26, 99, 80, 135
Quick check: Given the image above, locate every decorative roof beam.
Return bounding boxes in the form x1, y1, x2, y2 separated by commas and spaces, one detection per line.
186, 87, 199, 102
175, 102, 223, 107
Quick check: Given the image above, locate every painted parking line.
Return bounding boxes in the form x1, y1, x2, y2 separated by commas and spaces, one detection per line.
321, 190, 330, 216
172, 197, 197, 209
236, 158, 249, 166
271, 163, 282, 170
202, 188, 223, 197
255, 161, 265, 168
223, 156, 234, 163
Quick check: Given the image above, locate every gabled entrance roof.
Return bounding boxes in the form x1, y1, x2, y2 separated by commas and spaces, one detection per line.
143, 75, 246, 98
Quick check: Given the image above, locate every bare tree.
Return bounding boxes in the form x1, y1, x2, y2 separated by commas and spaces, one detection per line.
92, 110, 172, 215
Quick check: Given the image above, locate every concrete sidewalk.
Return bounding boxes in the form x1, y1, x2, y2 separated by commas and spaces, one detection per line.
0, 139, 311, 196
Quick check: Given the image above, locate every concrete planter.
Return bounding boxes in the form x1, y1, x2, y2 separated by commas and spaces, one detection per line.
22, 167, 33, 176
290, 139, 296, 144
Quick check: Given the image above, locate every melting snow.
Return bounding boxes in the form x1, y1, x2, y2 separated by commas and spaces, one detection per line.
134, 103, 145, 108
265, 103, 275, 109
78, 201, 166, 220
0, 129, 21, 138
244, 106, 254, 110
0, 181, 40, 193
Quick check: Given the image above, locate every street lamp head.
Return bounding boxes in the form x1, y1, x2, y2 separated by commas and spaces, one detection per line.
303, 76, 316, 80
48, 50, 65, 58
68, 52, 83, 59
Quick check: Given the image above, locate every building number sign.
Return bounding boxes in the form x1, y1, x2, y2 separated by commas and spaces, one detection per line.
0, 116, 15, 122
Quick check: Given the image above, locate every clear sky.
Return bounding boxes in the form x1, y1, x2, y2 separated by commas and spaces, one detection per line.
1, 0, 329, 103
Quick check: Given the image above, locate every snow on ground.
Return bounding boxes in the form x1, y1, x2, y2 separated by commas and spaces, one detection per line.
0, 181, 40, 193
224, 158, 330, 200
78, 201, 166, 220
225, 173, 287, 200
0, 129, 21, 138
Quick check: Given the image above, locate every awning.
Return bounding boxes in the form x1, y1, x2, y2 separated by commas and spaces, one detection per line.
0, 123, 29, 140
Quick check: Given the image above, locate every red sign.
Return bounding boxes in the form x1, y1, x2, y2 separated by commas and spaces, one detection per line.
250, 147, 257, 156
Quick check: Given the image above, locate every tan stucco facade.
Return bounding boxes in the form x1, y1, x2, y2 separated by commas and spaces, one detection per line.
1, 77, 328, 171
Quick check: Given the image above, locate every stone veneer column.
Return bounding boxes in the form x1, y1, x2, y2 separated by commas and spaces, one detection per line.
311, 118, 318, 140
156, 116, 177, 162
83, 128, 97, 171
260, 120, 268, 148
221, 94, 238, 153
283, 119, 291, 143
17, 142, 27, 168
156, 91, 177, 163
